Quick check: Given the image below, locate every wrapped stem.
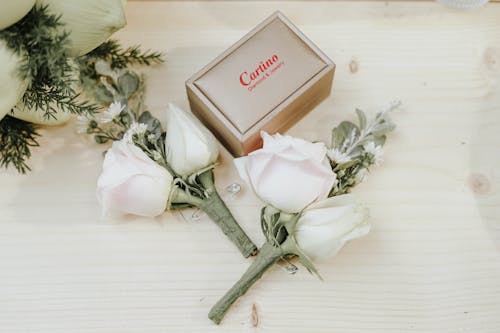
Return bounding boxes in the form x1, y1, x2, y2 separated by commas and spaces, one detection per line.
171, 170, 257, 258
208, 242, 285, 324
198, 170, 257, 258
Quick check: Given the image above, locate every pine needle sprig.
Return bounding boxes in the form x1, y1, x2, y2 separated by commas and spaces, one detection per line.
23, 85, 99, 120
0, 5, 98, 119
87, 39, 164, 68
0, 116, 40, 174
78, 39, 165, 81
0, 7, 163, 173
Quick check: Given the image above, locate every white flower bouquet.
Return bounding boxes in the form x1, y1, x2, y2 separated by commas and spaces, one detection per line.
92, 103, 257, 258
208, 101, 400, 324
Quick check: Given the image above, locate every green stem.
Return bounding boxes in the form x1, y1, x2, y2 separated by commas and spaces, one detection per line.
208, 241, 285, 324
171, 170, 258, 258
199, 191, 257, 258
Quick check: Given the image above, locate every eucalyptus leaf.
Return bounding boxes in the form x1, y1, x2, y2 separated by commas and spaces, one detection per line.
117, 72, 140, 99
138, 111, 163, 139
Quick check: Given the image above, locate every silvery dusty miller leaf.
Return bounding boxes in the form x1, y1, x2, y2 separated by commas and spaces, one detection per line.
331, 121, 360, 150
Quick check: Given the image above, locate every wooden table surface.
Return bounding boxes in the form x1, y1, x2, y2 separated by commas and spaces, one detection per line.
1, 1, 499, 332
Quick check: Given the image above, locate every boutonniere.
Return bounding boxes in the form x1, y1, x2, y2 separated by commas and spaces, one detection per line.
87, 99, 257, 257
209, 101, 400, 324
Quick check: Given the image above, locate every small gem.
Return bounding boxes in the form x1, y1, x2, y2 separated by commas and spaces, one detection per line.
191, 209, 204, 221
226, 183, 241, 194
285, 264, 298, 275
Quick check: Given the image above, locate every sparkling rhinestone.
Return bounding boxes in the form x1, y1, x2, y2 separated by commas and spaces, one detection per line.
191, 209, 203, 221
285, 264, 298, 275
225, 183, 241, 194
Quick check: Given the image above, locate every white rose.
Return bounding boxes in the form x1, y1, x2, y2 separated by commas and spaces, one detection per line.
36, 0, 127, 56
0, 41, 29, 121
295, 194, 370, 261
165, 103, 219, 176
234, 132, 336, 213
0, 0, 36, 30
97, 141, 174, 217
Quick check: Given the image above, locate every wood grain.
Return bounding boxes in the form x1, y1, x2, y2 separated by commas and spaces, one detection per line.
1, 1, 499, 332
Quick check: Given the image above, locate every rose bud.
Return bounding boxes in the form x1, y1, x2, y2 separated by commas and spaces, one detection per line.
295, 194, 370, 261
164, 103, 219, 177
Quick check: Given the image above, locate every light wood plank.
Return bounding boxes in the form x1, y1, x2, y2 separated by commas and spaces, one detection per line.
1, 1, 499, 332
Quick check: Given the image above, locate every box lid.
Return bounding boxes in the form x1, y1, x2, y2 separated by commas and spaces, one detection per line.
191, 12, 330, 135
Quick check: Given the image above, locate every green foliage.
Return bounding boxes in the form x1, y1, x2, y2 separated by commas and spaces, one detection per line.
0, 6, 163, 173
0, 116, 40, 174
329, 102, 399, 196
88, 39, 164, 68
0, 5, 66, 81
78, 54, 168, 171
77, 39, 164, 82
260, 206, 288, 247
0, 5, 98, 120
331, 108, 395, 159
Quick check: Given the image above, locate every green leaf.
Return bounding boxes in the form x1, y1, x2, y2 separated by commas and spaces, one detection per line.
117, 72, 140, 99
373, 135, 387, 147
372, 121, 396, 136
355, 108, 367, 130
0, 116, 40, 173
333, 159, 360, 172
348, 146, 364, 158
138, 111, 163, 139
94, 135, 109, 144
169, 202, 194, 210
331, 121, 360, 150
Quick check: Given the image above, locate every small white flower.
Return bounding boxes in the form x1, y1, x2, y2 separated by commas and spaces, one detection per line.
327, 148, 351, 164
363, 142, 384, 166
76, 115, 90, 134
122, 122, 148, 144
147, 133, 157, 143
152, 150, 163, 162
99, 101, 124, 124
